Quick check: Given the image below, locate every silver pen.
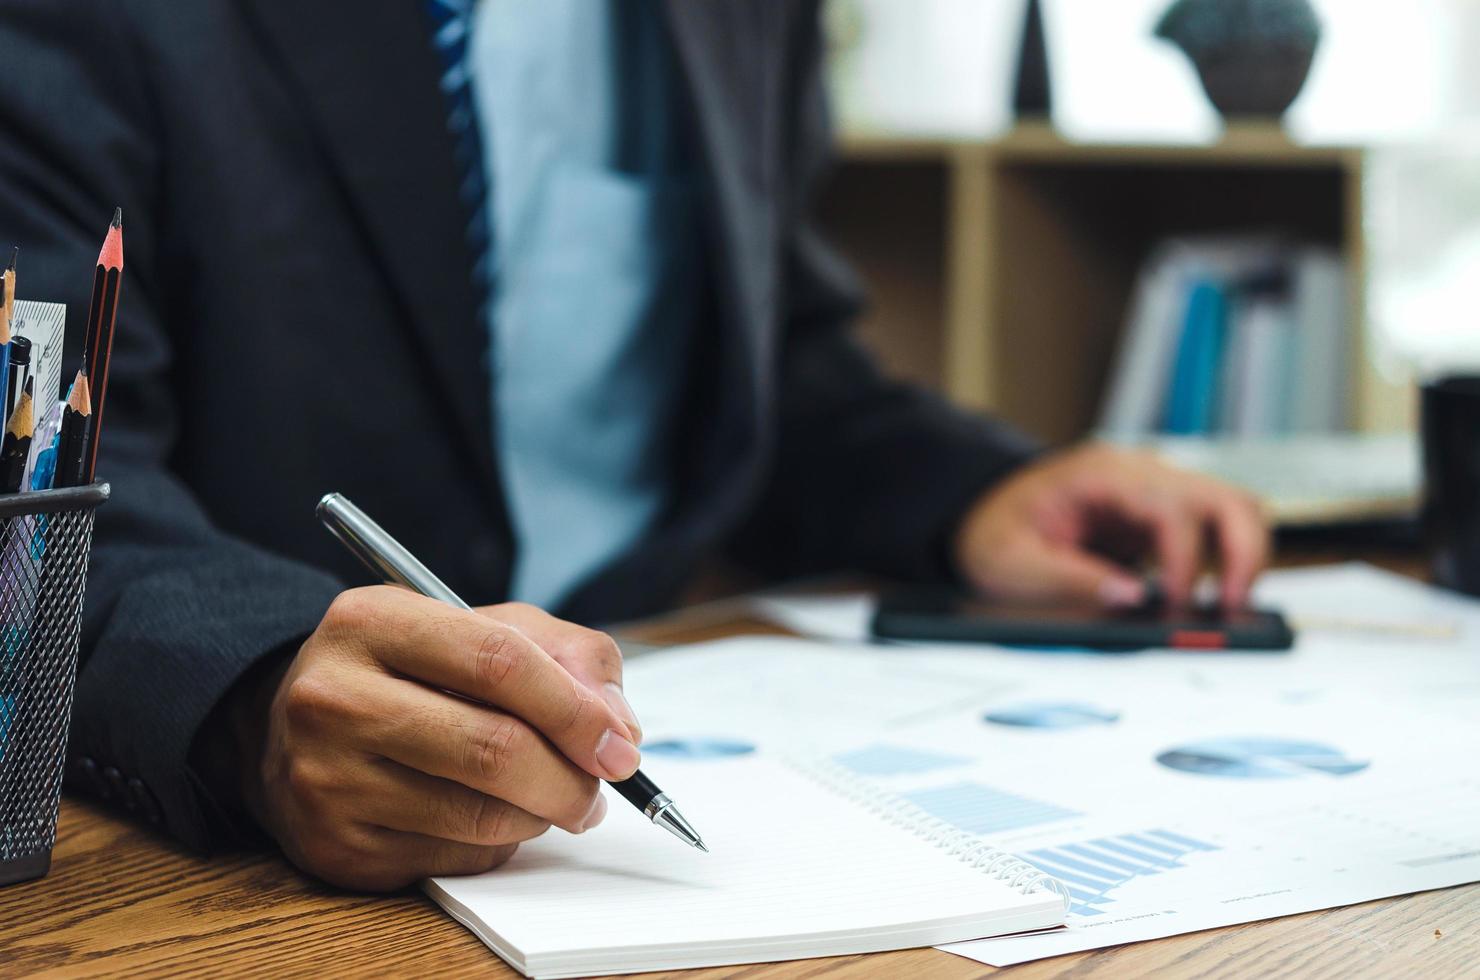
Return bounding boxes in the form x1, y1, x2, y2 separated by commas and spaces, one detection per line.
316, 492, 708, 852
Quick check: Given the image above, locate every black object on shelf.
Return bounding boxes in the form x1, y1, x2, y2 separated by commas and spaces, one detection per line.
1013, 0, 1053, 117
1154, 0, 1321, 118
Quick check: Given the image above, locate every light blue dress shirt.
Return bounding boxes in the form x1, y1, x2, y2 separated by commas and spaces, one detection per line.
468, 0, 698, 609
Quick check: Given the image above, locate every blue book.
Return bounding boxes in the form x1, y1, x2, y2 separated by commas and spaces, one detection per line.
1164, 279, 1227, 434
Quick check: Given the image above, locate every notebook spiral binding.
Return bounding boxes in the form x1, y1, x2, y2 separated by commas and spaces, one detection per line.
796, 758, 1072, 912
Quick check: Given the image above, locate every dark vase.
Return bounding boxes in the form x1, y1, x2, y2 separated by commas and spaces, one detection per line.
1154, 0, 1321, 118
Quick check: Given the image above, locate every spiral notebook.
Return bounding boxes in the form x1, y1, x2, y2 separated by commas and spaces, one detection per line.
425, 754, 1068, 978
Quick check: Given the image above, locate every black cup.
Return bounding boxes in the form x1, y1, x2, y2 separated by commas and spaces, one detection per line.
1422, 376, 1480, 596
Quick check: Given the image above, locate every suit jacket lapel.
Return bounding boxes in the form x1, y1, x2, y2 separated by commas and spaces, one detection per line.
237, 0, 504, 507
663, 0, 788, 397
236, 0, 792, 548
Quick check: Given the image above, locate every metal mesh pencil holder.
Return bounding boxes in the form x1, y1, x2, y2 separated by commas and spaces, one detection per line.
0, 483, 109, 886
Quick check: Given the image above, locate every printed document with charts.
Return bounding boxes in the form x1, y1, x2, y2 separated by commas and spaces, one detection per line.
428, 566, 1480, 974
594, 595, 1479, 969
426, 748, 1067, 978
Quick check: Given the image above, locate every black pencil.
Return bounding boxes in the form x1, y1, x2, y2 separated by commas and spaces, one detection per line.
55, 367, 92, 489
82, 209, 122, 483
0, 376, 33, 494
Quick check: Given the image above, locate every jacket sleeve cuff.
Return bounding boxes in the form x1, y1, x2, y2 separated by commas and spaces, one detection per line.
871, 411, 1042, 584
67, 555, 342, 852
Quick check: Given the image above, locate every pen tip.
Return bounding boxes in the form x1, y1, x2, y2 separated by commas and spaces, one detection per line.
111, 207, 123, 229
7, 246, 16, 272
652, 802, 706, 851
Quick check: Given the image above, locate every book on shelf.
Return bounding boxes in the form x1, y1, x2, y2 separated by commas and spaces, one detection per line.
1100, 236, 1348, 440
1097, 236, 1416, 525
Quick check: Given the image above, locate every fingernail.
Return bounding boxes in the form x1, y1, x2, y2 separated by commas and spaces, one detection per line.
602, 682, 642, 743
580, 793, 608, 833
1100, 577, 1147, 608
595, 728, 641, 780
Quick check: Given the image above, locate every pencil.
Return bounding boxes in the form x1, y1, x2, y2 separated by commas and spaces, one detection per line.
0, 249, 14, 440
0, 377, 33, 494
1, 247, 15, 329
82, 209, 122, 483
55, 367, 91, 489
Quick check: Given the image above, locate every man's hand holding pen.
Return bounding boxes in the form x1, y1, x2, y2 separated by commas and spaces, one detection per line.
233, 587, 642, 891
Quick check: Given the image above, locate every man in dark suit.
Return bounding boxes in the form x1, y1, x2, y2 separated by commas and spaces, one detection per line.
0, 0, 1266, 889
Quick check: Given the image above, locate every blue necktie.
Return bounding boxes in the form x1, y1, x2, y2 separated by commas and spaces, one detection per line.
424, 0, 493, 311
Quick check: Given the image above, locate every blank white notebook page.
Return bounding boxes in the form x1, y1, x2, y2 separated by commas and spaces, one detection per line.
426, 754, 1063, 976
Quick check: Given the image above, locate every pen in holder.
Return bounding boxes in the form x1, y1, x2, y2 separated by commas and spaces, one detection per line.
0, 482, 108, 886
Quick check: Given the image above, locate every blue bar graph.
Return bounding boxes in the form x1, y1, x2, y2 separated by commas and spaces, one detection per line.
1022, 829, 1219, 917
833, 744, 971, 777
903, 782, 1081, 834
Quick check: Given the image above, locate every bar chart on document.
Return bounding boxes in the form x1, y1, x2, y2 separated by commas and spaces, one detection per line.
823, 684, 1480, 966
623, 637, 1480, 966
830, 740, 1259, 925
1001, 828, 1221, 919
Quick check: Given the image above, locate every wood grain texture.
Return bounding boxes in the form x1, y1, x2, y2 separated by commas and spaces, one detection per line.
2, 799, 1473, 979
3, 565, 1475, 978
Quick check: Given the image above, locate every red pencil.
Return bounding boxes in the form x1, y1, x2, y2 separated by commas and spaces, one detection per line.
82, 207, 122, 483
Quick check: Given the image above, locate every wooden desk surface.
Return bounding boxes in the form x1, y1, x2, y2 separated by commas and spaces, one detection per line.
3, 561, 1476, 978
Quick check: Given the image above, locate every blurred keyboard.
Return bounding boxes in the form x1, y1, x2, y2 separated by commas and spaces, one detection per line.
1122, 433, 1421, 527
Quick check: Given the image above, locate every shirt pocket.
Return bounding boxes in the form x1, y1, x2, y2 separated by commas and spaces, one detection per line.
496, 162, 697, 363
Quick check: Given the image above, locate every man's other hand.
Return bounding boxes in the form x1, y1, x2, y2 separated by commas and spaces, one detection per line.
241, 588, 643, 891
954, 443, 1270, 609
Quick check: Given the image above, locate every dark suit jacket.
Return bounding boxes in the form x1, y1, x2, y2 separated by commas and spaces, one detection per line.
0, 0, 1035, 850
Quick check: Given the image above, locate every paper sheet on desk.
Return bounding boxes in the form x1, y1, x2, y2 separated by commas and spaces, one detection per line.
426, 752, 1061, 978
924, 683, 1480, 965
621, 623, 1480, 967
748, 591, 876, 643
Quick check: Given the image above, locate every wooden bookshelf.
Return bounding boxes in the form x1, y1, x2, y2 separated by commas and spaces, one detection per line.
815, 122, 1410, 445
